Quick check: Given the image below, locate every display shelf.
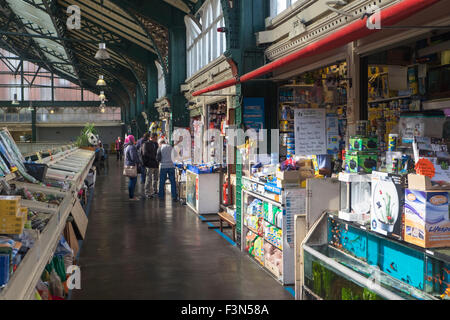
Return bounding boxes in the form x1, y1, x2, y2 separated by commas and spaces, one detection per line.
0, 147, 95, 300
300, 211, 447, 300
368, 95, 413, 103
0, 196, 73, 300
264, 258, 282, 279
244, 223, 263, 237
241, 186, 296, 285
265, 238, 282, 251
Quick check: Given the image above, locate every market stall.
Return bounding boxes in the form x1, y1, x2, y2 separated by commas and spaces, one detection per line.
294, 30, 450, 300
0, 129, 95, 300
186, 165, 221, 215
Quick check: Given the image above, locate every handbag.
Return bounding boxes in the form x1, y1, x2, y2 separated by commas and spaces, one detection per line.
123, 165, 137, 177
123, 146, 137, 177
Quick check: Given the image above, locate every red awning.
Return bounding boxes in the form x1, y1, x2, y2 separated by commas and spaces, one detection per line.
193, 0, 441, 97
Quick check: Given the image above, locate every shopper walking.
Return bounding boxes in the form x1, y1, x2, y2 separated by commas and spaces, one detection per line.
157, 138, 181, 201
136, 133, 149, 185
115, 137, 124, 161
141, 133, 160, 198
124, 135, 141, 201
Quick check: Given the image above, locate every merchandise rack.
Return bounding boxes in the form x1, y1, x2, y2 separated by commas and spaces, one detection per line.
241, 176, 304, 285
300, 211, 449, 300
0, 148, 95, 300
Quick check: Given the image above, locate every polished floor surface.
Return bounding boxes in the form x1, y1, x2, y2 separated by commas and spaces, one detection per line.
71, 158, 294, 300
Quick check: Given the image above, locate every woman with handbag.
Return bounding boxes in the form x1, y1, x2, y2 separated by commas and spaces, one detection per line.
123, 135, 141, 201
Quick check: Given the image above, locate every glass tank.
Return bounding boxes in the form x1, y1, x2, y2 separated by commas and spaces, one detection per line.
327, 215, 449, 300
303, 244, 435, 300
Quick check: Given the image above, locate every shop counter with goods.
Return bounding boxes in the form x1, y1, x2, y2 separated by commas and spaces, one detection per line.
0, 131, 95, 300
186, 164, 221, 215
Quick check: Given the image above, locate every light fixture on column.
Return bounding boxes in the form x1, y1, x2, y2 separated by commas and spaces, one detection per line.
27, 100, 34, 112
11, 93, 20, 105
50, 109, 55, 114
27, 84, 33, 111
12, 75, 19, 105
96, 75, 106, 86
99, 100, 106, 113
99, 91, 106, 100
95, 43, 111, 60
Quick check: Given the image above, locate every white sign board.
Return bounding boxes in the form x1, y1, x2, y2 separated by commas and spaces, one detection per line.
294, 108, 327, 155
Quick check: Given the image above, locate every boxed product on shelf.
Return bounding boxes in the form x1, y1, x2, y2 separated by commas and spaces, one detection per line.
404, 189, 450, 248
263, 241, 283, 278
338, 173, 372, 224
276, 170, 299, 181
370, 171, 407, 239
345, 151, 378, 174
0, 196, 21, 214
263, 202, 283, 228
264, 222, 282, 250
349, 136, 378, 151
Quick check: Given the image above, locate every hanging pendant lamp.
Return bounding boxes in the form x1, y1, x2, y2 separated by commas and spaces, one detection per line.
95, 43, 111, 60
96, 75, 106, 86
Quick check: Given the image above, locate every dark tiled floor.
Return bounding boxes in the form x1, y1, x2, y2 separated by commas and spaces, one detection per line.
71, 159, 293, 300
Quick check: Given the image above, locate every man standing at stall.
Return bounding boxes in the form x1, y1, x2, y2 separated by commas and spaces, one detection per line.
157, 137, 183, 202
115, 137, 124, 161
136, 133, 150, 185
141, 133, 160, 198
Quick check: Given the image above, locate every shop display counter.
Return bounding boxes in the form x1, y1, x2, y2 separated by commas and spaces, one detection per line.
300, 212, 449, 300
186, 169, 220, 215
241, 176, 305, 285
0, 147, 95, 300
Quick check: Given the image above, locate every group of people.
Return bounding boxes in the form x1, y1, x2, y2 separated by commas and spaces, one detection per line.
115, 133, 180, 202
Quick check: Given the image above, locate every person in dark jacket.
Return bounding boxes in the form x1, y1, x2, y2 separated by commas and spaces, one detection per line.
124, 135, 141, 201
136, 133, 149, 185
115, 137, 124, 161
141, 133, 159, 198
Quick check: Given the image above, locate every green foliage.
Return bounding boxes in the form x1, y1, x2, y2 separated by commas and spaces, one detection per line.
363, 288, 381, 300
75, 123, 98, 147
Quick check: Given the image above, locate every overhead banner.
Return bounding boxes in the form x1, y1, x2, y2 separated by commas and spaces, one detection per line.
294, 108, 327, 156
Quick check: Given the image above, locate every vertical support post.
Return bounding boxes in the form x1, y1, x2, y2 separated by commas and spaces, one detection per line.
51, 72, 54, 102
169, 25, 189, 131
20, 60, 24, 101
347, 43, 362, 137
31, 107, 37, 142
147, 57, 159, 122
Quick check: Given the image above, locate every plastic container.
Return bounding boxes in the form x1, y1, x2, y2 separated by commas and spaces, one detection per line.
23, 163, 48, 182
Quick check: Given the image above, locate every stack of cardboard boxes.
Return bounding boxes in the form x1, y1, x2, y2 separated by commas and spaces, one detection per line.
404, 174, 450, 248
275, 159, 315, 188
0, 196, 27, 235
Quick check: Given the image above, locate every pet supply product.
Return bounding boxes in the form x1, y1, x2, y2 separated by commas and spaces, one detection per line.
345, 151, 378, 174
371, 171, 407, 239
404, 189, 450, 248
349, 136, 378, 151
388, 134, 398, 151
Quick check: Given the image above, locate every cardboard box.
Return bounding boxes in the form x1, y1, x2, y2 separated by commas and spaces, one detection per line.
349, 136, 378, 151
408, 173, 450, 191
345, 151, 378, 174
276, 170, 300, 181
0, 207, 27, 223
370, 171, 407, 240
404, 189, 450, 248
0, 196, 21, 214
